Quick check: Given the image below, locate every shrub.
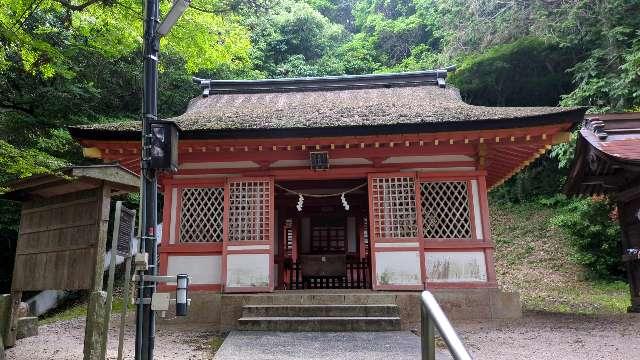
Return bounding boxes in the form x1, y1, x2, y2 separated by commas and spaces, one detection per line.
552, 196, 624, 280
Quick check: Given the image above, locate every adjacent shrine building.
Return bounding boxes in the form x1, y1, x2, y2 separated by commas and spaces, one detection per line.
70, 70, 585, 303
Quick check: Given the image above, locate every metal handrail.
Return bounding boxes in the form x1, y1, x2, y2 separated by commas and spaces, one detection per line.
420, 291, 472, 360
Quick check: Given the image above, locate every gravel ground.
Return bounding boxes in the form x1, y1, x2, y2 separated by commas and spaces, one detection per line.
454, 311, 640, 360
6, 311, 640, 359
5, 316, 218, 360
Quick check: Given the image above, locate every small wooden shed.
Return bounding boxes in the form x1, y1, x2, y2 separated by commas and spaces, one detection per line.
566, 112, 640, 312
2, 164, 139, 347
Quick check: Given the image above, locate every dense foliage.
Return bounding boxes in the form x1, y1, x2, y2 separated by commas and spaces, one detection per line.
552, 197, 624, 280
1, 0, 639, 281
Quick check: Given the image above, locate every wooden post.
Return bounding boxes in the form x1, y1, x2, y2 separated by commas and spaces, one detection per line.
83, 291, 108, 360
83, 185, 112, 360
0, 330, 5, 360
117, 255, 132, 360
102, 201, 122, 357
5, 291, 21, 348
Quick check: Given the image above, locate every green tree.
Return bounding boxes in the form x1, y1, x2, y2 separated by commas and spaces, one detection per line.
450, 37, 575, 106
553, 197, 624, 280
248, 0, 346, 77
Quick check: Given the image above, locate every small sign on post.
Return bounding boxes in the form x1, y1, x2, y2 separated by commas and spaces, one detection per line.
106, 202, 136, 360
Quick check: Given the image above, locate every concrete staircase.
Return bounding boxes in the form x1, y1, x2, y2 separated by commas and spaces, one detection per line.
238, 304, 401, 331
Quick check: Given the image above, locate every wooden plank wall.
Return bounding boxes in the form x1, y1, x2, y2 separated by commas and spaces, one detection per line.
11, 188, 103, 291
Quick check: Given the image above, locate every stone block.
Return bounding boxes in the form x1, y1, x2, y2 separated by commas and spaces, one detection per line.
303, 294, 345, 305
242, 295, 273, 305
343, 294, 369, 305
489, 288, 522, 319
220, 295, 244, 331
16, 317, 37, 339
272, 294, 303, 305
366, 294, 397, 305
430, 288, 491, 320
394, 293, 420, 330
157, 291, 222, 326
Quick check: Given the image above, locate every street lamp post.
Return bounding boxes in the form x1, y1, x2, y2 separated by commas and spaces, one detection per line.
137, 0, 189, 359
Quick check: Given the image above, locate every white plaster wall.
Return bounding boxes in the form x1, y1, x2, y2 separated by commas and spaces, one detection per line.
274, 210, 280, 256
226, 253, 270, 287
167, 255, 221, 284
471, 180, 484, 240
169, 187, 178, 244
425, 251, 487, 282
375, 251, 422, 286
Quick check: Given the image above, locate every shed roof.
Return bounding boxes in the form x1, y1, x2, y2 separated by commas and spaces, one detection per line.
2, 164, 139, 201
566, 113, 640, 196
69, 70, 585, 140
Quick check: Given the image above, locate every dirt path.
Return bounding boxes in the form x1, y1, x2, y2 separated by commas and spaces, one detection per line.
6, 311, 640, 359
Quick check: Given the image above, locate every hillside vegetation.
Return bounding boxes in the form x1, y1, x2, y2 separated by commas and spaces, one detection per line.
491, 201, 629, 314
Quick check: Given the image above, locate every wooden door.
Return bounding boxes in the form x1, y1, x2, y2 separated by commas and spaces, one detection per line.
222, 177, 275, 292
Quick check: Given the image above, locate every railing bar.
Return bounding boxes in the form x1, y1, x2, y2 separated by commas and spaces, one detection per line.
421, 302, 436, 360
420, 291, 472, 360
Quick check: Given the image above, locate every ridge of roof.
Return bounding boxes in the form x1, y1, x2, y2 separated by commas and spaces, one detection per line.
69, 69, 586, 141
192, 68, 454, 96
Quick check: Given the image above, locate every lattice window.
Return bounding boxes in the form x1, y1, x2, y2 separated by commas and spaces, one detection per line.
228, 180, 271, 241
371, 177, 417, 238
179, 187, 224, 243
420, 181, 471, 239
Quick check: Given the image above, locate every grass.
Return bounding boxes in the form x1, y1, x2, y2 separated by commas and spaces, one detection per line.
209, 334, 226, 356
491, 201, 630, 314
39, 295, 128, 325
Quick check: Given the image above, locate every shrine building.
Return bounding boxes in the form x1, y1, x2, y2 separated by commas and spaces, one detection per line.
70, 70, 586, 325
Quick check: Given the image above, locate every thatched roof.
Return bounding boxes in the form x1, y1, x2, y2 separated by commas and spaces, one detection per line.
70, 70, 585, 140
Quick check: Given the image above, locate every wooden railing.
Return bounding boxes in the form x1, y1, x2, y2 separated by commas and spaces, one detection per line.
284, 257, 370, 289
346, 258, 370, 289
286, 260, 303, 290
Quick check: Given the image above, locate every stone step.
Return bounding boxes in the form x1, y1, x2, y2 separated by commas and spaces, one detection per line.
238, 316, 402, 331
238, 293, 398, 306
16, 316, 38, 340
242, 304, 400, 318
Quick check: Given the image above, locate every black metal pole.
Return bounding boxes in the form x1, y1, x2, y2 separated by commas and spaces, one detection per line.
136, 0, 159, 358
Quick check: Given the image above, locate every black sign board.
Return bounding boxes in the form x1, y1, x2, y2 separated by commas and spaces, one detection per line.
116, 205, 136, 257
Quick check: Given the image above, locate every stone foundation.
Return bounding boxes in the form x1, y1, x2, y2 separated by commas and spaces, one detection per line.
158, 288, 520, 330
